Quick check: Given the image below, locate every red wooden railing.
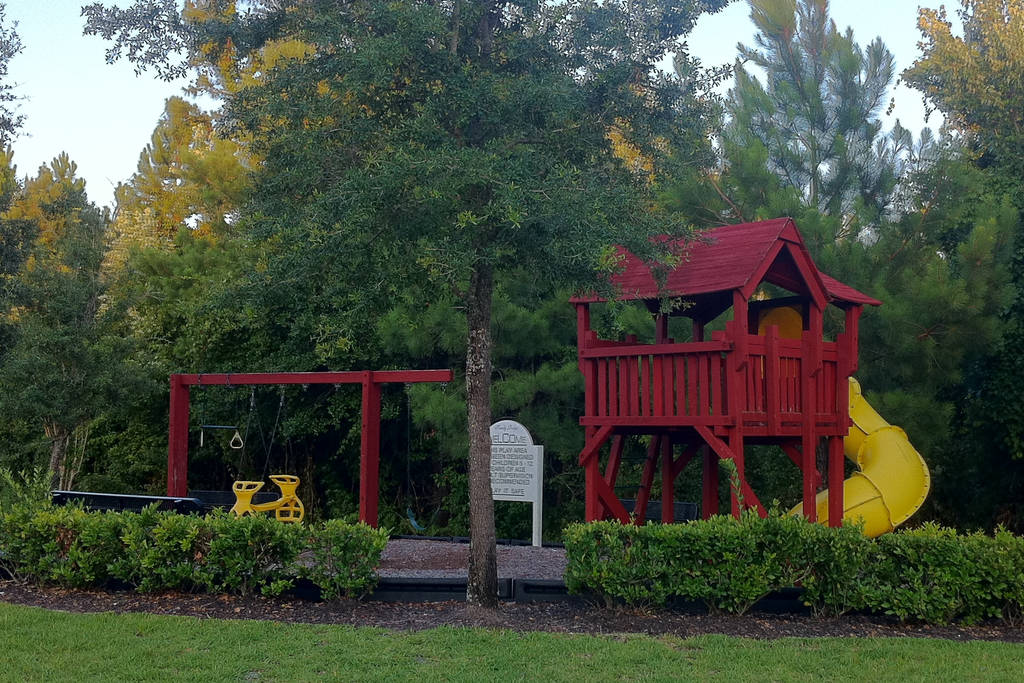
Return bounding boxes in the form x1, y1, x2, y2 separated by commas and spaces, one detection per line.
579, 335, 732, 426
741, 334, 841, 429
579, 329, 847, 433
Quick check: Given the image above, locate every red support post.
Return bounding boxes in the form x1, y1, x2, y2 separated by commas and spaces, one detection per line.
655, 313, 669, 344
633, 435, 660, 523
585, 458, 601, 521
359, 373, 382, 527
671, 444, 699, 480
597, 435, 625, 519
801, 324, 822, 521
581, 425, 614, 521
765, 326, 780, 432
782, 442, 821, 488
701, 445, 718, 518
725, 298, 749, 519
167, 375, 190, 497
844, 306, 861, 376
729, 429, 745, 518
801, 431, 818, 521
828, 435, 844, 527
661, 436, 674, 523
692, 319, 705, 342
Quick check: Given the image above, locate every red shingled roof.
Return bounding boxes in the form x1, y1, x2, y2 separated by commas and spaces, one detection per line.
819, 272, 882, 307
574, 218, 881, 308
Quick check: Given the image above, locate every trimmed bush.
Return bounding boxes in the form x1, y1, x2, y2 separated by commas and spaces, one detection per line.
566, 513, 862, 613
122, 508, 212, 592
0, 504, 126, 586
858, 523, 1024, 624
795, 520, 872, 617
565, 515, 1024, 623
303, 520, 389, 599
0, 504, 390, 600
204, 511, 304, 596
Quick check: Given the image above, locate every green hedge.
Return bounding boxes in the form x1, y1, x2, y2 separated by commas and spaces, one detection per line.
564, 516, 1024, 624
0, 503, 389, 599
303, 519, 390, 599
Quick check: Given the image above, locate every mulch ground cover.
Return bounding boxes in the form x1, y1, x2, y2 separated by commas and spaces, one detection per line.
3, 582, 1023, 643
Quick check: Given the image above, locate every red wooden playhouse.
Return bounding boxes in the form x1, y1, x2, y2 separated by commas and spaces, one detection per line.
573, 218, 884, 526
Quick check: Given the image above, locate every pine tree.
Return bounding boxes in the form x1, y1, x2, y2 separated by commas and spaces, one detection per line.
724, 0, 902, 235
105, 97, 249, 273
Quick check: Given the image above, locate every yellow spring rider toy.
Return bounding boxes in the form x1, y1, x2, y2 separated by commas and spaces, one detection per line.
229, 474, 304, 523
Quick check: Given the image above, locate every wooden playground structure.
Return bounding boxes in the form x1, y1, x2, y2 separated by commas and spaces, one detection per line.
572, 218, 882, 526
161, 219, 927, 534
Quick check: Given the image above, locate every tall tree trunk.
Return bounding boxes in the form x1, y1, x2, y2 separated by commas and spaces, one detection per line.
465, 262, 498, 607
44, 421, 69, 491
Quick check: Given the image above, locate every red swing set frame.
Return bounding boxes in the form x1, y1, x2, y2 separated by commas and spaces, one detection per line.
166, 370, 453, 527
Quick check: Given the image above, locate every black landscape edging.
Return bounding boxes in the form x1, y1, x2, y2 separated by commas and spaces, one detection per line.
370, 577, 515, 602
280, 576, 575, 603
511, 578, 579, 603
390, 534, 564, 549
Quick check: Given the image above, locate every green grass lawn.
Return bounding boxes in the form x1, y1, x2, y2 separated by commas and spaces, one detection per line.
2, 602, 1022, 682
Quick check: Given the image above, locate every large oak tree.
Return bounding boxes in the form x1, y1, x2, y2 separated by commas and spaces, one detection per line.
85, 0, 727, 605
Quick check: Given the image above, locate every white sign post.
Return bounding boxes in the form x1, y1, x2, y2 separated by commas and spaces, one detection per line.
490, 419, 544, 547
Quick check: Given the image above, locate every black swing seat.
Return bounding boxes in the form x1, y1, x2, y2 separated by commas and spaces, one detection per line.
51, 490, 207, 514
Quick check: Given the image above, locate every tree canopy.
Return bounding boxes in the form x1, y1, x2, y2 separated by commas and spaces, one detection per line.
905, 0, 1024, 177
84, 0, 730, 605
0, 3, 22, 145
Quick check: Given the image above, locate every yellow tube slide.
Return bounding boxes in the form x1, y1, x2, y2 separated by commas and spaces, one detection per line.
804, 378, 931, 537
756, 310, 929, 536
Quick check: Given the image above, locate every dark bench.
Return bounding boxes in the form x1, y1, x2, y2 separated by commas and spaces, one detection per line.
51, 490, 207, 514
52, 488, 284, 514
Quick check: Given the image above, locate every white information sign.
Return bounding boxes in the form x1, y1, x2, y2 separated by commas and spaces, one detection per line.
490, 420, 544, 546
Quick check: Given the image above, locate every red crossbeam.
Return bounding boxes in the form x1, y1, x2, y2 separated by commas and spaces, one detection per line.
175, 370, 452, 385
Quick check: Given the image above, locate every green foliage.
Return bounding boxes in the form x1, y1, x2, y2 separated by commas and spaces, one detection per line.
0, 466, 51, 513
795, 520, 873, 617
859, 523, 1024, 625
897, 1, 1024, 527
722, 0, 904, 222
204, 511, 305, 596
565, 517, 1024, 624
0, 504, 125, 587
111, 97, 247, 245
904, 0, 1024, 177
565, 514, 852, 614
303, 520, 389, 599
0, 504, 389, 600
0, 503, 43, 580
122, 508, 211, 592
0, 4, 22, 145
0, 154, 137, 489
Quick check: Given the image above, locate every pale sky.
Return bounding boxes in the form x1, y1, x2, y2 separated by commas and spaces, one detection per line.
7, 0, 940, 210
